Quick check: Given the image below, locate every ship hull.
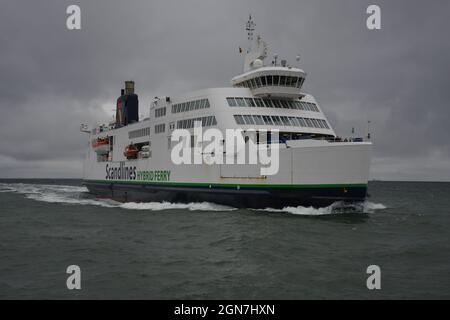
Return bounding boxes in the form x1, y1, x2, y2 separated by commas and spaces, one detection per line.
83, 180, 367, 209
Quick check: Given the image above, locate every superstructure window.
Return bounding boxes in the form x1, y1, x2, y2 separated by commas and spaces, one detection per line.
243, 115, 254, 125
263, 98, 274, 108
233, 114, 330, 129
253, 115, 264, 125
171, 98, 210, 114
225, 97, 320, 113
234, 115, 245, 125
227, 97, 237, 107
290, 117, 300, 126
129, 127, 151, 139
254, 98, 265, 107
155, 107, 166, 118
297, 117, 306, 127
262, 115, 273, 125
154, 123, 166, 134
272, 116, 282, 126
235, 98, 246, 107
176, 116, 217, 129
280, 116, 291, 126
245, 98, 256, 107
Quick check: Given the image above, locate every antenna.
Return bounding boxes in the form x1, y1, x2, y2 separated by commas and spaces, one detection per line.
246, 14, 256, 52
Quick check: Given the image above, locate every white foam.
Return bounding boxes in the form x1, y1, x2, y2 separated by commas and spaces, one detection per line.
25, 193, 118, 208
258, 201, 387, 216
120, 201, 236, 211
363, 202, 387, 211
258, 206, 332, 216
0, 182, 236, 212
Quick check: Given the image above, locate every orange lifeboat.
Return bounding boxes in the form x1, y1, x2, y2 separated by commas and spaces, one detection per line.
124, 144, 139, 159
92, 137, 110, 154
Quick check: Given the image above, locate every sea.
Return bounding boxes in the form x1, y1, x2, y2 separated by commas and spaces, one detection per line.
0, 179, 449, 299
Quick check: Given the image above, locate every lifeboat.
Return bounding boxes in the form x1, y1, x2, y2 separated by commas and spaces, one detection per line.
92, 137, 110, 154
124, 144, 139, 159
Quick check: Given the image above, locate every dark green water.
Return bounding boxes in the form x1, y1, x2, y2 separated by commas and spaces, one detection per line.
0, 179, 449, 299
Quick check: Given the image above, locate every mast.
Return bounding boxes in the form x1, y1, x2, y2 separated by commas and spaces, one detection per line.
243, 15, 267, 72
245, 14, 256, 53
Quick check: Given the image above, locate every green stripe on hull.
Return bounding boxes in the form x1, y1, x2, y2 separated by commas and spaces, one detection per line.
84, 179, 367, 189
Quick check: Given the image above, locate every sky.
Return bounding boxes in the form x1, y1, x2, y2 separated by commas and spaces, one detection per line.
0, 0, 449, 181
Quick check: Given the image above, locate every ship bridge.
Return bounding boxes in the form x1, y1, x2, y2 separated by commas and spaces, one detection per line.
231, 66, 306, 98
231, 15, 306, 99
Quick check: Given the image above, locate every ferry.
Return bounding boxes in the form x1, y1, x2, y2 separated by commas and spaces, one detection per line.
81, 16, 372, 209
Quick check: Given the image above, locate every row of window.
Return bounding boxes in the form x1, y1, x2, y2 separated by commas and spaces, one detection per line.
171, 98, 210, 114
155, 107, 166, 118
154, 123, 166, 134
226, 97, 320, 112
234, 114, 330, 129
129, 127, 150, 139
177, 116, 217, 129
236, 75, 305, 90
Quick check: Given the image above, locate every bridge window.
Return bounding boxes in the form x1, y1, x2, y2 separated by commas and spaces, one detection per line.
273, 76, 280, 86
260, 76, 267, 86
255, 77, 262, 87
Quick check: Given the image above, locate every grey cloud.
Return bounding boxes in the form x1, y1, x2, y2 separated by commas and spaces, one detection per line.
0, 0, 449, 180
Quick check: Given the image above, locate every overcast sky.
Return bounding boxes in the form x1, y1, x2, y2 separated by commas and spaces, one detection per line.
0, 0, 449, 180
